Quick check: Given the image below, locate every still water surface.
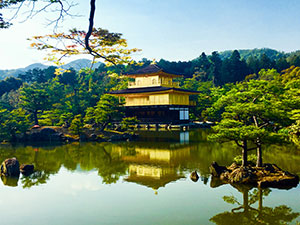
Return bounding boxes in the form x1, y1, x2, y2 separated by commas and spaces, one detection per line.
0, 129, 300, 225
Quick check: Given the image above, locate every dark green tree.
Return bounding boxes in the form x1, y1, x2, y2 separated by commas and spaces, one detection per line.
209, 77, 288, 167
221, 50, 249, 84
209, 51, 223, 85
0, 77, 22, 96
275, 57, 289, 72
246, 55, 260, 74
69, 114, 84, 136
84, 94, 124, 130
19, 82, 51, 125
259, 53, 275, 70
0, 108, 30, 141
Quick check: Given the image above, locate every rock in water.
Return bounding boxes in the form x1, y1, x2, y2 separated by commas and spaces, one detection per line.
1, 176, 19, 187
20, 164, 34, 175
190, 171, 199, 182
210, 161, 229, 177
0, 158, 20, 177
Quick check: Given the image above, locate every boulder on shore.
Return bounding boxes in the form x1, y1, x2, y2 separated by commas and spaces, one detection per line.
28, 127, 64, 142
0, 158, 20, 177
210, 162, 299, 189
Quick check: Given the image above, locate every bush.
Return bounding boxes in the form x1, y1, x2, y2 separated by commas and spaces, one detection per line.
120, 117, 139, 130
69, 114, 83, 135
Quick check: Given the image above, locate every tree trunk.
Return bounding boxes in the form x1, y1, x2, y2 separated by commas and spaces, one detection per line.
256, 143, 262, 167
100, 122, 109, 131
34, 111, 39, 125
243, 189, 249, 213
242, 140, 248, 167
258, 188, 263, 212
257, 188, 263, 220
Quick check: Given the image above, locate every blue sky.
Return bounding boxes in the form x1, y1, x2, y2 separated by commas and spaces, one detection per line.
1, 0, 300, 69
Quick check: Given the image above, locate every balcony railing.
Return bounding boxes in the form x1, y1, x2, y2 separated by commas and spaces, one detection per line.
128, 80, 180, 88
189, 101, 197, 106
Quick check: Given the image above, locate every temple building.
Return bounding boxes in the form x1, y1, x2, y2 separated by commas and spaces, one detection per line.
109, 64, 199, 123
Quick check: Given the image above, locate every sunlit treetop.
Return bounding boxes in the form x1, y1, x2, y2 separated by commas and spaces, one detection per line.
29, 27, 141, 70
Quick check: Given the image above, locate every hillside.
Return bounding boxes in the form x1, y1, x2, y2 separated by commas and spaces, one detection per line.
219, 48, 287, 60
0, 59, 103, 80
1, 48, 300, 80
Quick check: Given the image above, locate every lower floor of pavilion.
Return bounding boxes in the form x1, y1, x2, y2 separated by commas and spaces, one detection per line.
125, 105, 191, 124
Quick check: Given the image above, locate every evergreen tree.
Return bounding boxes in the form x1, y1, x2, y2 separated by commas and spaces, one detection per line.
69, 114, 83, 136
275, 57, 289, 72
209, 51, 223, 86
19, 82, 51, 125
209, 75, 288, 167
246, 56, 260, 74
259, 53, 275, 70
221, 50, 249, 84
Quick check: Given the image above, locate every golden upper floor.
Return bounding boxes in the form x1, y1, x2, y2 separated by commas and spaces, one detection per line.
128, 75, 180, 88
125, 64, 182, 89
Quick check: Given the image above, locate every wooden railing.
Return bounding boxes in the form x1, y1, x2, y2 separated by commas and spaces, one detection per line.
189, 101, 196, 106
128, 80, 180, 88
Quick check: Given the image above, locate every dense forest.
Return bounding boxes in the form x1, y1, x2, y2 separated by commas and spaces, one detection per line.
0, 48, 300, 155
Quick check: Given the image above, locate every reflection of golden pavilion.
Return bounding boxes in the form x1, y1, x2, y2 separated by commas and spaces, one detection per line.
109, 64, 199, 123
113, 142, 192, 190
126, 165, 184, 190
122, 144, 191, 164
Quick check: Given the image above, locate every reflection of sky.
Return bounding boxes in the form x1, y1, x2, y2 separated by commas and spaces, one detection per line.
0, 168, 299, 225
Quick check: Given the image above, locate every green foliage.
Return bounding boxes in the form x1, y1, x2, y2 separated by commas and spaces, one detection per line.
219, 48, 286, 61
222, 196, 240, 205
0, 77, 22, 96
288, 120, 300, 146
69, 114, 83, 135
39, 108, 62, 126
84, 94, 124, 130
120, 117, 139, 130
208, 74, 294, 165
0, 108, 30, 141
59, 113, 73, 127
234, 154, 257, 164
18, 67, 56, 83
19, 82, 52, 125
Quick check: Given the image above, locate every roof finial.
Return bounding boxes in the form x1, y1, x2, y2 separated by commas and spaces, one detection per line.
150, 59, 156, 65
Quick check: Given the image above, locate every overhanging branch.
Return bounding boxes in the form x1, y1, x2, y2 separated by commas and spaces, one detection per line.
85, 0, 118, 67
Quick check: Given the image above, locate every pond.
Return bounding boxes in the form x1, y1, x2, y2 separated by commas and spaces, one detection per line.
0, 129, 300, 225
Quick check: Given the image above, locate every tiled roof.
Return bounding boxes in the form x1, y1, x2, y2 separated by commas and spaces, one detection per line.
109, 86, 200, 94
126, 64, 182, 76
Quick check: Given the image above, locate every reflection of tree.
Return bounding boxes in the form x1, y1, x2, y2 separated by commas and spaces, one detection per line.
210, 185, 299, 225
0, 143, 129, 188
21, 171, 50, 188
97, 145, 127, 184
200, 175, 209, 185
0, 130, 246, 188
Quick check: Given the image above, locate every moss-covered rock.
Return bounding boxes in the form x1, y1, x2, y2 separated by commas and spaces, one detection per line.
0, 158, 20, 177
210, 162, 299, 189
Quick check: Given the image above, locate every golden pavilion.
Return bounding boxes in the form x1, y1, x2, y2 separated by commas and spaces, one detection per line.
110, 64, 198, 123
